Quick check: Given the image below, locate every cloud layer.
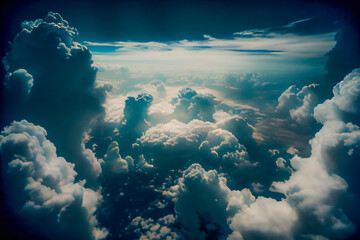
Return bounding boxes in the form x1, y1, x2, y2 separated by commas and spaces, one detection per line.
1, 11, 360, 240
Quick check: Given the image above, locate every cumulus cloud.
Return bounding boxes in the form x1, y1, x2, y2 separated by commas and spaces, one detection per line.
228, 197, 298, 240
2, 69, 34, 121
199, 128, 253, 170
314, 68, 360, 124
102, 141, 133, 174
163, 68, 359, 240
173, 164, 231, 239
123, 94, 153, 129
171, 163, 299, 240
135, 118, 255, 173
135, 119, 216, 170
4, 69, 33, 95
2, 12, 107, 184
271, 69, 360, 239
129, 215, 180, 240
171, 88, 217, 123
277, 84, 320, 124
217, 115, 255, 148
99, 93, 154, 160
271, 123, 357, 238
0, 120, 107, 240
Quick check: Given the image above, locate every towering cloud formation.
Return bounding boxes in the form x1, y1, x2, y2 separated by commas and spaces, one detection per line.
272, 69, 360, 238
277, 84, 320, 125
172, 88, 216, 123
174, 164, 231, 239
120, 94, 153, 141
2, 12, 107, 184
314, 68, 360, 124
171, 163, 298, 240
0, 120, 107, 240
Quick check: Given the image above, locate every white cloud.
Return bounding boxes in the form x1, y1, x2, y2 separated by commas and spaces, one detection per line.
277, 84, 319, 124
2, 12, 108, 184
229, 197, 298, 239
0, 120, 108, 240
136, 118, 255, 172
314, 68, 360, 124
173, 164, 231, 239
271, 69, 360, 238
103, 141, 130, 173
171, 163, 298, 239
88, 31, 335, 77
130, 215, 180, 240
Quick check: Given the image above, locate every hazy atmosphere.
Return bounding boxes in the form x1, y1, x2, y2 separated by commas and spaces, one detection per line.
1, 0, 360, 239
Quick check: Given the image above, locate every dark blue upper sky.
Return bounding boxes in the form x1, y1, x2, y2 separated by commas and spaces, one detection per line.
1, 0, 359, 43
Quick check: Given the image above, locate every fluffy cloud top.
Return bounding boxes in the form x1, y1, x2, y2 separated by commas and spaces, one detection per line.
172, 88, 216, 123
173, 164, 231, 239
130, 215, 180, 240
168, 69, 360, 240
136, 118, 254, 173
229, 197, 297, 240
171, 163, 299, 240
314, 68, 360, 124
103, 141, 134, 174
2, 12, 107, 184
277, 84, 320, 124
0, 120, 107, 240
271, 69, 360, 239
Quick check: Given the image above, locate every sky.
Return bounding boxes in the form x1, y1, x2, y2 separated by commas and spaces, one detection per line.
1, 0, 360, 240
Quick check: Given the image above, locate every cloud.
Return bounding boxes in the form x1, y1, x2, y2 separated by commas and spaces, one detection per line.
129, 215, 180, 240
103, 141, 133, 174
277, 84, 320, 124
103, 93, 154, 159
199, 128, 253, 169
218, 115, 255, 147
0, 120, 108, 240
88, 27, 335, 78
2, 10, 359, 240
171, 163, 298, 240
177, 87, 197, 99
314, 68, 360, 124
222, 73, 264, 99
271, 122, 356, 238
123, 94, 153, 130
2, 69, 34, 121
135, 118, 255, 173
173, 164, 231, 239
229, 197, 298, 240
2, 12, 107, 184
135, 119, 216, 170
276, 85, 301, 113
3, 69, 33, 95
271, 69, 360, 238
87, 29, 335, 58
171, 88, 217, 123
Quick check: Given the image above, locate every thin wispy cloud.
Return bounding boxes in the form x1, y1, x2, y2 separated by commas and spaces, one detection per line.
86, 28, 335, 77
